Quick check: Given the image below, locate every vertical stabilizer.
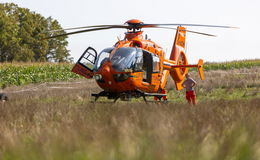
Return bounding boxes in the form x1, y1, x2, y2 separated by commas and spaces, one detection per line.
170, 26, 186, 62
169, 26, 188, 90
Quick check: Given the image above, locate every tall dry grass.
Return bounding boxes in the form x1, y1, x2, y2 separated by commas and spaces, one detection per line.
1, 97, 260, 159
0, 101, 259, 159
167, 67, 260, 90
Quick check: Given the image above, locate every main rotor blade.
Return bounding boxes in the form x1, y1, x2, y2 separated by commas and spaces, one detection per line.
44, 26, 125, 39
47, 25, 128, 32
43, 21, 236, 39
184, 29, 216, 37
140, 23, 239, 29
46, 22, 238, 33
150, 27, 217, 37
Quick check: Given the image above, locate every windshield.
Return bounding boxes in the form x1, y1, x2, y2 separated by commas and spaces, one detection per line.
111, 47, 142, 72
93, 47, 114, 71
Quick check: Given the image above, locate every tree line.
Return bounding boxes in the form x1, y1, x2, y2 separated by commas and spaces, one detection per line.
0, 3, 72, 62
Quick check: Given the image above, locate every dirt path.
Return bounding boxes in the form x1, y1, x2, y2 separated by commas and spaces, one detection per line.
1, 79, 101, 102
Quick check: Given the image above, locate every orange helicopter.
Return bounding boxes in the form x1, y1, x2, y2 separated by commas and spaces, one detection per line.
47, 19, 236, 102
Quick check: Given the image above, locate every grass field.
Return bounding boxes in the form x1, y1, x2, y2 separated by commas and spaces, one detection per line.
0, 61, 260, 160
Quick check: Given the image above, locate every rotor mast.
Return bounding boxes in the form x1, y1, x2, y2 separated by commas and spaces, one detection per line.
124, 19, 144, 41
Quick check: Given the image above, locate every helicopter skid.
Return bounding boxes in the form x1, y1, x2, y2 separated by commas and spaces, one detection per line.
92, 90, 167, 103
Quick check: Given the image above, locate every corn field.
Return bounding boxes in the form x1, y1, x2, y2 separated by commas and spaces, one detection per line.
203, 59, 260, 70
0, 63, 81, 88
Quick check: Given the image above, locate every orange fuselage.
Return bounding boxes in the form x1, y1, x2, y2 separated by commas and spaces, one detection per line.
95, 31, 165, 93
72, 24, 203, 96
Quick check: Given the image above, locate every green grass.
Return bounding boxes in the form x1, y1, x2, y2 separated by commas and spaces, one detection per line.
165, 87, 259, 104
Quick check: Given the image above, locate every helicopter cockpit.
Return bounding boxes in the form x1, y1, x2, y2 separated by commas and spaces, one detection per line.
110, 47, 143, 72
74, 46, 160, 83
93, 47, 160, 82
93, 47, 142, 72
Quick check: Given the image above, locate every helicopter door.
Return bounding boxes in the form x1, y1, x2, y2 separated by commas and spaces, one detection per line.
72, 47, 97, 79
142, 51, 153, 83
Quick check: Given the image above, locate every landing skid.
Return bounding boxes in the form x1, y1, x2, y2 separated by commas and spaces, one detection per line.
91, 91, 167, 103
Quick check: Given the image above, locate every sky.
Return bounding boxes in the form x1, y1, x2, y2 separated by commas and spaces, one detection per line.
1, 0, 260, 63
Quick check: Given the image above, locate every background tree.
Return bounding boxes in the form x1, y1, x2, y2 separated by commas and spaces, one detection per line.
46, 18, 72, 62
0, 3, 72, 62
0, 4, 20, 62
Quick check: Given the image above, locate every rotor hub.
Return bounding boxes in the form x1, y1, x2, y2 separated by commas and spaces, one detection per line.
125, 19, 144, 25
125, 19, 144, 30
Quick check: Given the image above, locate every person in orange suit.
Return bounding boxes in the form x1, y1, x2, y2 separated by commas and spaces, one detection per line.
182, 73, 197, 105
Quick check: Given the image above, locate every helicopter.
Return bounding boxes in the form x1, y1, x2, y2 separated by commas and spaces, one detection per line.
47, 19, 237, 102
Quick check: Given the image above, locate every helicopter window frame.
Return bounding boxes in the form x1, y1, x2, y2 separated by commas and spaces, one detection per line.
111, 47, 140, 72
133, 50, 143, 72
78, 47, 97, 71
152, 54, 160, 73
141, 50, 160, 73
93, 47, 114, 71
141, 50, 153, 83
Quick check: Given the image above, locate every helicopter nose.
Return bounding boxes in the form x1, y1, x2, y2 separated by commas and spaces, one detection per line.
99, 63, 114, 85
102, 64, 110, 73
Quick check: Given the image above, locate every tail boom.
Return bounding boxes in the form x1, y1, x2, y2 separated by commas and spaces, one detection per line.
163, 59, 205, 80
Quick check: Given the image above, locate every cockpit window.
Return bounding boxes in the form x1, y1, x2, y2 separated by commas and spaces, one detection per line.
153, 55, 160, 72
93, 47, 114, 71
95, 47, 160, 74
111, 47, 142, 72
